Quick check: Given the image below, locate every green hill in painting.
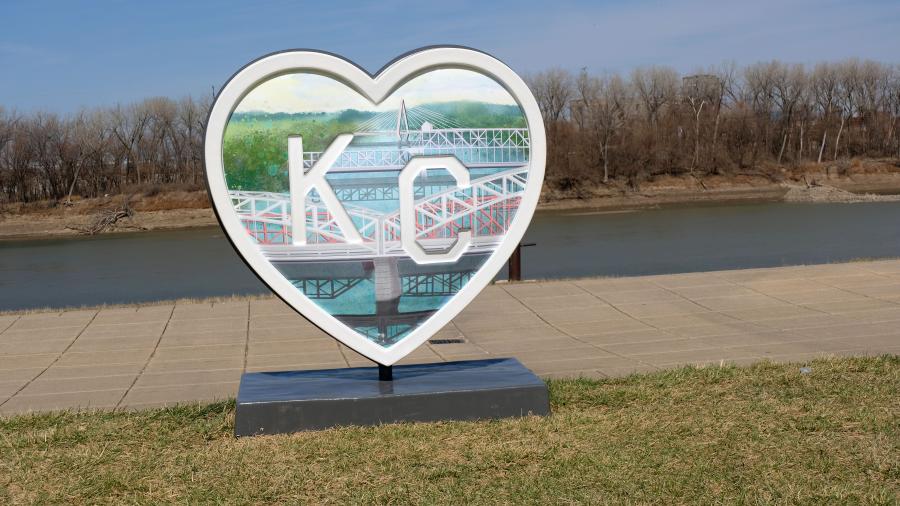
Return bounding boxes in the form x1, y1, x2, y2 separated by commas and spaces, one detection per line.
422, 101, 525, 128
223, 101, 525, 192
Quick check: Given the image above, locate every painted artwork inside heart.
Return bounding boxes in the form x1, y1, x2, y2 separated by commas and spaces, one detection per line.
223, 68, 531, 346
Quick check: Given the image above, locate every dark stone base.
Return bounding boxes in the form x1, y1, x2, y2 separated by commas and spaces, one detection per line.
234, 357, 549, 436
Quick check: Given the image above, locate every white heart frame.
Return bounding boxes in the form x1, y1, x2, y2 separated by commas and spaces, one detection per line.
204, 47, 546, 365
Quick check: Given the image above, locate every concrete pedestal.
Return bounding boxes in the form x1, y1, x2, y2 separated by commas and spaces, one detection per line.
234, 358, 549, 436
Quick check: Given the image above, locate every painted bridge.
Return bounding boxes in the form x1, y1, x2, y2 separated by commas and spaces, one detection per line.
297, 100, 529, 174
230, 165, 527, 262
300, 127, 530, 173
229, 101, 530, 263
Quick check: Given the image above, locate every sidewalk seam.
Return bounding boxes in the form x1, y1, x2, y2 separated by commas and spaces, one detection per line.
115, 304, 177, 410
0, 315, 21, 335
0, 310, 99, 408
501, 283, 656, 371
817, 281, 900, 310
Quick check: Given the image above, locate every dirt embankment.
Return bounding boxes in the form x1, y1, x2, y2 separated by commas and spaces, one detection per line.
3, 159, 900, 240
0, 190, 218, 240
539, 158, 900, 211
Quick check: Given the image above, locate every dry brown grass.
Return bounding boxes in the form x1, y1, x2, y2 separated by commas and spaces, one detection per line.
0, 187, 210, 219
131, 189, 210, 212
1, 356, 897, 504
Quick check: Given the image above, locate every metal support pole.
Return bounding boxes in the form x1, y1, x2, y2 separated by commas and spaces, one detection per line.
379, 364, 393, 381
508, 242, 536, 282
508, 244, 522, 282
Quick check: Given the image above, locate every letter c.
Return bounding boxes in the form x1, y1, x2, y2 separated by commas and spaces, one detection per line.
398, 156, 471, 264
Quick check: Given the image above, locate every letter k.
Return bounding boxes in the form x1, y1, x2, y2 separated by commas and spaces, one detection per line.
288, 134, 363, 246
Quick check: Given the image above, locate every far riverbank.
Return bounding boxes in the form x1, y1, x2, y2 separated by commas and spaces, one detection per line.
3, 167, 900, 241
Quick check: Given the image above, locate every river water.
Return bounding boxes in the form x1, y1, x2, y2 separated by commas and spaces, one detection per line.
2, 201, 899, 311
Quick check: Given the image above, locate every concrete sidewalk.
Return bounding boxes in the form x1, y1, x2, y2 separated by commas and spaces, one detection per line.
2, 259, 900, 416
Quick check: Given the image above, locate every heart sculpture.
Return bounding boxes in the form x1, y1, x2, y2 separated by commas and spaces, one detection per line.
204, 47, 545, 365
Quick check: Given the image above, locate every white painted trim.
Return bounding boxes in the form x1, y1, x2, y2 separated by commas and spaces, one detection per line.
204, 47, 546, 365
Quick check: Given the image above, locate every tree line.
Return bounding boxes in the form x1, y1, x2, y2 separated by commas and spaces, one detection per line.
529, 58, 900, 192
2, 58, 899, 204
0, 96, 210, 203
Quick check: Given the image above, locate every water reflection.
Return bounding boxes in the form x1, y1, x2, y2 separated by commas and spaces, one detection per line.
277, 254, 486, 346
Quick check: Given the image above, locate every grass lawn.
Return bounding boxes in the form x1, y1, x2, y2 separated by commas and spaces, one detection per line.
1, 356, 898, 504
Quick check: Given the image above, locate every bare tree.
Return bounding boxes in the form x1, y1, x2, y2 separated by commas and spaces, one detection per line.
683, 73, 724, 173
0, 107, 15, 154
744, 61, 780, 161
573, 70, 628, 182
111, 102, 151, 185
527, 68, 573, 123
771, 63, 806, 164
77, 110, 112, 199
888, 65, 900, 158
834, 59, 861, 160
632, 66, 679, 129
56, 112, 88, 204
176, 96, 206, 184
812, 62, 839, 163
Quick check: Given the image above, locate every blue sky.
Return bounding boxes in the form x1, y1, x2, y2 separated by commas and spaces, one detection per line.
2, 0, 899, 113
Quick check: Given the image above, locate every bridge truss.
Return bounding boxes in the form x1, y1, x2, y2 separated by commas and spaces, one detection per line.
337, 310, 434, 345
230, 166, 528, 261
289, 270, 476, 300
330, 176, 459, 202
302, 127, 529, 173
